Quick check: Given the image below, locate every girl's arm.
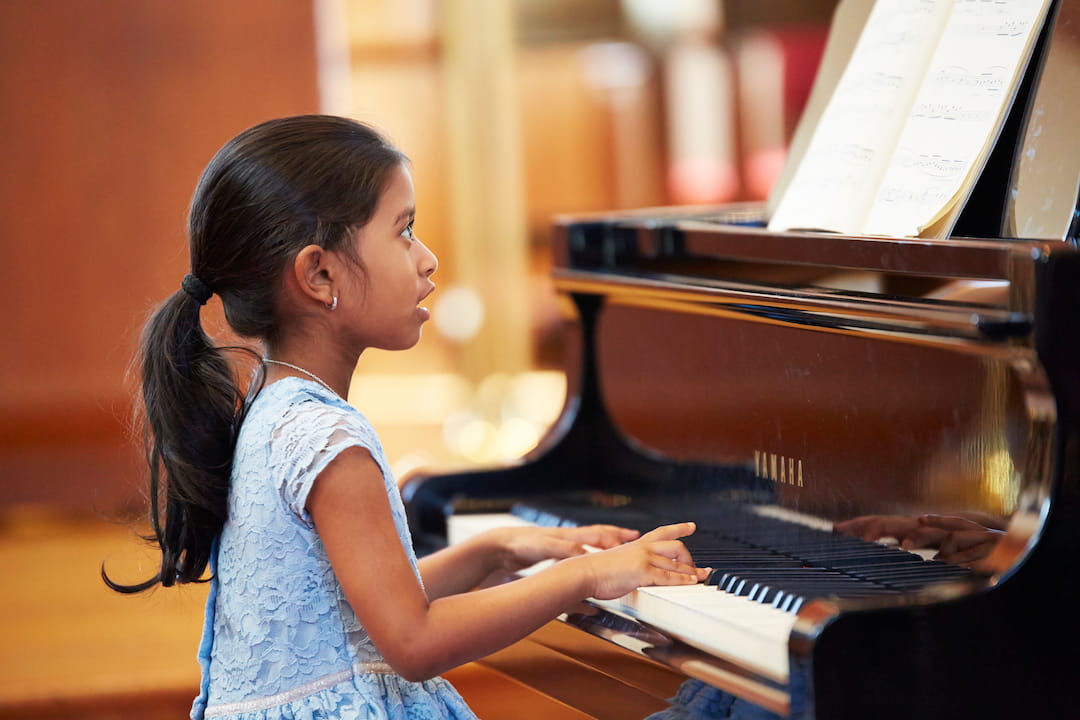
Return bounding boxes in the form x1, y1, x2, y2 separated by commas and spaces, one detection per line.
417, 523, 641, 600
308, 446, 704, 683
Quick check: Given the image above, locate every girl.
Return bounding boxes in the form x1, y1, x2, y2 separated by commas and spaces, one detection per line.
108, 115, 707, 720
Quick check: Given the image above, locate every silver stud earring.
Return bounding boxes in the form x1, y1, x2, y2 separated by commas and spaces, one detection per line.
327, 296, 338, 311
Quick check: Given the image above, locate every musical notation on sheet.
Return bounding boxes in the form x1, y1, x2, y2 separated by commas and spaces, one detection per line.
768, 0, 1051, 238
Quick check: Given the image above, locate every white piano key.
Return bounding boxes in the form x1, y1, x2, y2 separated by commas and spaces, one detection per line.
446, 512, 559, 574
592, 583, 796, 682
446, 512, 533, 546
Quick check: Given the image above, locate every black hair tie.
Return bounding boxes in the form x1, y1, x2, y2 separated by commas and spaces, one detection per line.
181, 273, 213, 306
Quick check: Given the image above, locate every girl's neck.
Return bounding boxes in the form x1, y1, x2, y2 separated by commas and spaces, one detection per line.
261, 345, 352, 398
263, 358, 338, 396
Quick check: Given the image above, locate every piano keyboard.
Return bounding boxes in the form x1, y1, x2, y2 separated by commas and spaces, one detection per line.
446, 498, 973, 681
592, 583, 798, 681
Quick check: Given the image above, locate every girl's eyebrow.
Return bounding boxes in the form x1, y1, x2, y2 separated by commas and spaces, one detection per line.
394, 207, 415, 225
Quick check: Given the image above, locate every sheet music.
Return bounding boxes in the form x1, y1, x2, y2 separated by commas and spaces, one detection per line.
768, 0, 1052, 238
866, 0, 1052, 237
768, 0, 953, 235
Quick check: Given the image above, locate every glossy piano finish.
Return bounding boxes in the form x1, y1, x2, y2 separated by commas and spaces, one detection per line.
552, 215, 1058, 529
1008, 0, 1080, 241
404, 227, 1080, 717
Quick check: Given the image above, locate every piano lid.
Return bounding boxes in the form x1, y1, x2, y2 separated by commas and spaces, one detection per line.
1007, 0, 1080, 241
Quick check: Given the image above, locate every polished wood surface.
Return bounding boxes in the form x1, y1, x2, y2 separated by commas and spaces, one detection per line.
477, 622, 684, 719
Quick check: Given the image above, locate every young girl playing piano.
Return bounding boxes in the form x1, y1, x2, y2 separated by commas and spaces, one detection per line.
107, 114, 707, 720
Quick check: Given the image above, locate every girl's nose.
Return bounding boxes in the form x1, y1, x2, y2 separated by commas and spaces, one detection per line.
417, 239, 438, 277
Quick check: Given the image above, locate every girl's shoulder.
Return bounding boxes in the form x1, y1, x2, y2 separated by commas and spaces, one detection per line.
237, 377, 389, 522
244, 378, 385, 464
247, 377, 375, 439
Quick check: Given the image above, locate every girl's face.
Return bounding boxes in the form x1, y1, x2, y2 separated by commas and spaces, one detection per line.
343, 162, 438, 352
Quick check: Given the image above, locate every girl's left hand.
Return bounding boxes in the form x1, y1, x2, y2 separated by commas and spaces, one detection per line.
487, 524, 640, 572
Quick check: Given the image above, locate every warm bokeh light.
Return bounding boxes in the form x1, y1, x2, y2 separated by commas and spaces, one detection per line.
433, 285, 486, 343
439, 372, 566, 466
359, 370, 567, 472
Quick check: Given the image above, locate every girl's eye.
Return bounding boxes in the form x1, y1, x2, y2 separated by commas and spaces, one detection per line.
400, 223, 416, 242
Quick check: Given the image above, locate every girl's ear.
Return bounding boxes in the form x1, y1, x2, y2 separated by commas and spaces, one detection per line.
292, 244, 337, 308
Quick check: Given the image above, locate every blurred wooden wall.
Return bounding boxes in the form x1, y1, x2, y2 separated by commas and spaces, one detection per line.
0, 1, 320, 516
0, 0, 835, 512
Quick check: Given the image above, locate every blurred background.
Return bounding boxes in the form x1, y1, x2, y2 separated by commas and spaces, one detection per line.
0, 0, 836, 716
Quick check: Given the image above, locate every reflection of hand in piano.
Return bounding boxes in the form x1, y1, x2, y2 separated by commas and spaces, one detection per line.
918, 514, 1004, 572
833, 514, 943, 549
833, 513, 1005, 571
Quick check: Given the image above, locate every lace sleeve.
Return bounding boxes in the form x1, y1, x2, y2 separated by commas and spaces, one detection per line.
271, 398, 390, 524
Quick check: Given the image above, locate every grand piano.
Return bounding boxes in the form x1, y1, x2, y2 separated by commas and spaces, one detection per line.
403, 1, 1080, 717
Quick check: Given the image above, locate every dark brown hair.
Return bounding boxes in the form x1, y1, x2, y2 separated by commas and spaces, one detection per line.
106, 115, 406, 592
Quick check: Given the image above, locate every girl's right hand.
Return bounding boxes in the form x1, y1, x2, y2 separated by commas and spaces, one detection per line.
577, 522, 707, 600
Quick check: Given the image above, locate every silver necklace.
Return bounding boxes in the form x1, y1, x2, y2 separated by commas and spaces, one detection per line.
263, 358, 337, 396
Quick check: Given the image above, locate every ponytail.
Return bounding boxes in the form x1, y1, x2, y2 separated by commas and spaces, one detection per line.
105, 285, 251, 592
104, 115, 408, 593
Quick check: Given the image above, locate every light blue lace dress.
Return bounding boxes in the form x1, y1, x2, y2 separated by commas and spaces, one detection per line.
190, 378, 478, 720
